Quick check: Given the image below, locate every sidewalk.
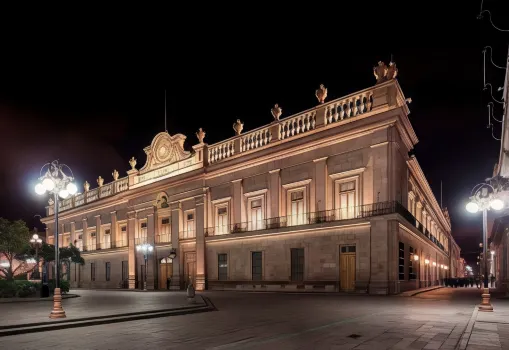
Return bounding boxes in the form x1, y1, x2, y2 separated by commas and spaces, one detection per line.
398, 285, 443, 297
460, 292, 509, 349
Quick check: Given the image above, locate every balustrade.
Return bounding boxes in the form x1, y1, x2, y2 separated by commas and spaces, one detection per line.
241, 127, 272, 152
208, 140, 235, 164
280, 112, 316, 140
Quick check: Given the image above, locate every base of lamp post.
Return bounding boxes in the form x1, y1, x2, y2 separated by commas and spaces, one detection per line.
49, 288, 67, 319
478, 287, 494, 312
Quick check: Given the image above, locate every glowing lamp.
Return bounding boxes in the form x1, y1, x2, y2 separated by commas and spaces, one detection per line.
66, 182, 78, 195
42, 178, 55, 191
491, 198, 504, 211
35, 183, 46, 195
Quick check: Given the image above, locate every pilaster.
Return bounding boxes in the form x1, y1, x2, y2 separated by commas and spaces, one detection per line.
127, 211, 137, 289
268, 169, 281, 218
195, 195, 206, 291
95, 215, 102, 250
110, 211, 118, 247
146, 208, 156, 290
70, 222, 76, 247
82, 218, 88, 251
313, 157, 328, 212
170, 201, 182, 290
232, 179, 243, 224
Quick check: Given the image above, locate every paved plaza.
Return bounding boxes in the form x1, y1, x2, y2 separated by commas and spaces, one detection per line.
1, 287, 508, 349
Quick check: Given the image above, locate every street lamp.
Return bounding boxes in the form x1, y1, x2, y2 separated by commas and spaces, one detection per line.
136, 243, 153, 290
466, 183, 504, 312
29, 229, 43, 280
34, 160, 77, 319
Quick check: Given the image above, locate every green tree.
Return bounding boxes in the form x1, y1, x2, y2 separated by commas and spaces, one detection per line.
0, 218, 31, 281
40, 243, 85, 279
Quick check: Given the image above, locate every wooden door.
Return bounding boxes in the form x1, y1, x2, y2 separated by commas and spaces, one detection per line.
159, 263, 173, 289
340, 246, 356, 291
185, 252, 196, 287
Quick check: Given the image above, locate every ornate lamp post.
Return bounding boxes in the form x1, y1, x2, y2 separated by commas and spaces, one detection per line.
466, 183, 504, 312
34, 160, 77, 318
136, 243, 153, 290
29, 229, 43, 280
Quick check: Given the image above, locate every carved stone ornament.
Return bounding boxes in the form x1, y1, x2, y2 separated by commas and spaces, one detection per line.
196, 128, 206, 144
374, 61, 398, 84
271, 104, 282, 121
129, 157, 137, 170
84, 181, 90, 192
139, 132, 191, 174
315, 84, 327, 104
48, 197, 54, 206
97, 176, 104, 187
233, 119, 244, 135
112, 169, 119, 181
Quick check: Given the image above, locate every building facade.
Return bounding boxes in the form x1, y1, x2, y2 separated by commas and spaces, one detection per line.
41, 63, 459, 294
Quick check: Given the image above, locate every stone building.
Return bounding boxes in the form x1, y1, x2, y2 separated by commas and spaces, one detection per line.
41, 62, 460, 294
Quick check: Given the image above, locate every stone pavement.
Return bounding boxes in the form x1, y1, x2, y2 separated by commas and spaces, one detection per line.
0, 289, 202, 327
460, 291, 509, 350
0, 287, 484, 349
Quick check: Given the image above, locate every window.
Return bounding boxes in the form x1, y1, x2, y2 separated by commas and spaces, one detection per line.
122, 261, 128, 286
252, 252, 263, 281
216, 206, 228, 234
340, 245, 356, 253
120, 225, 127, 247
409, 246, 416, 280
89, 231, 97, 250
339, 181, 356, 219
291, 248, 305, 281
105, 262, 111, 281
250, 200, 263, 231
159, 217, 171, 243
103, 228, 111, 249
137, 221, 147, 243
218, 254, 228, 281
76, 233, 83, 251
290, 191, 305, 226
182, 212, 195, 239
399, 242, 405, 281
91, 263, 96, 281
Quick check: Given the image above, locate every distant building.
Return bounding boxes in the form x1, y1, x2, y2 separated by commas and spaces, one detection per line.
41, 62, 458, 294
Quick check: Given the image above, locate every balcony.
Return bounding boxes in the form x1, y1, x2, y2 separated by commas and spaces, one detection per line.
205, 201, 447, 253
156, 234, 172, 244
82, 240, 128, 252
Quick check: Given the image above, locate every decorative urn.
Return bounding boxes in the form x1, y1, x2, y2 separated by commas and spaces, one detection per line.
129, 157, 137, 170
84, 181, 90, 192
271, 104, 282, 121
315, 84, 328, 104
233, 119, 244, 135
112, 169, 119, 181
196, 128, 206, 144
97, 176, 104, 187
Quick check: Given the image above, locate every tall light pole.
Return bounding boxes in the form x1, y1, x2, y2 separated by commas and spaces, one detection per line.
136, 243, 153, 290
29, 228, 43, 280
466, 183, 504, 312
35, 160, 77, 318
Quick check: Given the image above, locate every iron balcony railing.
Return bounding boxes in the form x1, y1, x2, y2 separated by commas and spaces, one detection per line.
205, 201, 447, 253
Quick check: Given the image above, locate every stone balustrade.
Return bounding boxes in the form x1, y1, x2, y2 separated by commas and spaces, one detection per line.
208, 139, 235, 164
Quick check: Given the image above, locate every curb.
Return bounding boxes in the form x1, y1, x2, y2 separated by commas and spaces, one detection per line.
399, 286, 443, 297
0, 295, 216, 337
457, 305, 478, 350
0, 294, 80, 303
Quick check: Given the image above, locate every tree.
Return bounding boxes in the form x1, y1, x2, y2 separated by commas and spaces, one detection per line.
40, 243, 85, 279
0, 218, 31, 281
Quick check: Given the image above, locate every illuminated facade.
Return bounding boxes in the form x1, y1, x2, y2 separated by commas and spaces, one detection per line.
41, 63, 459, 294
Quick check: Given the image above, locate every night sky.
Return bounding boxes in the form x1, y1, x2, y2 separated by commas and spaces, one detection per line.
0, 2, 507, 268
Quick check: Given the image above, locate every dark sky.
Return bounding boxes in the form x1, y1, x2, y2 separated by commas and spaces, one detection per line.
0, 2, 507, 268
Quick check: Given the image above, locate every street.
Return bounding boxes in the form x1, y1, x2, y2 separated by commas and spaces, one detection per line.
0, 287, 496, 349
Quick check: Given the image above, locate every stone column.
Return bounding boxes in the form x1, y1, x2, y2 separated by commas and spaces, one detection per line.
127, 211, 137, 289
268, 169, 281, 219
232, 179, 243, 224
70, 222, 76, 246
110, 211, 118, 248
82, 218, 88, 251
195, 194, 206, 291
313, 157, 328, 212
146, 208, 156, 290
95, 215, 102, 250
170, 202, 182, 290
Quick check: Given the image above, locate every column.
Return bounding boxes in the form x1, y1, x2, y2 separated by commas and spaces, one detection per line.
82, 218, 88, 251
146, 208, 156, 290
313, 157, 328, 212
110, 211, 118, 248
70, 222, 76, 247
170, 202, 182, 290
232, 179, 243, 224
95, 215, 102, 250
195, 194, 206, 291
268, 169, 281, 218
127, 211, 137, 289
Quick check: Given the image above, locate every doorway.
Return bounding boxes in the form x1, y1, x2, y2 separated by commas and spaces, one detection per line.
340, 245, 356, 291
185, 252, 196, 288
159, 259, 173, 290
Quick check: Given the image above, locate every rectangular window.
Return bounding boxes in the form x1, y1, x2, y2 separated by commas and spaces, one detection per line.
290, 190, 305, 226
120, 225, 127, 247
291, 248, 305, 281
89, 231, 97, 250
159, 217, 171, 243
103, 228, 111, 249
137, 221, 147, 243
217, 206, 228, 234
76, 233, 83, 251
183, 212, 195, 239
339, 181, 356, 219
105, 262, 111, 281
409, 246, 416, 280
399, 242, 405, 281
218, 254, 228, 281
250, 200, 263, 231
252, 252, 263, 281
121, 261, 128, 287
91, 263, 96, 282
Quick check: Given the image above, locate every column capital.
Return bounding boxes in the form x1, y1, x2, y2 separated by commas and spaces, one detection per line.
313, 156, 328, 163
269, 168, 281, 174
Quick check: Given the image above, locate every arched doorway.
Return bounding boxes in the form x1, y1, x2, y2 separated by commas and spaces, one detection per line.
159, 257, 173, 290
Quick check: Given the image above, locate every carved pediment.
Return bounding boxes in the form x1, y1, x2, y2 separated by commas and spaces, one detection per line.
139, 132, 191, 174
